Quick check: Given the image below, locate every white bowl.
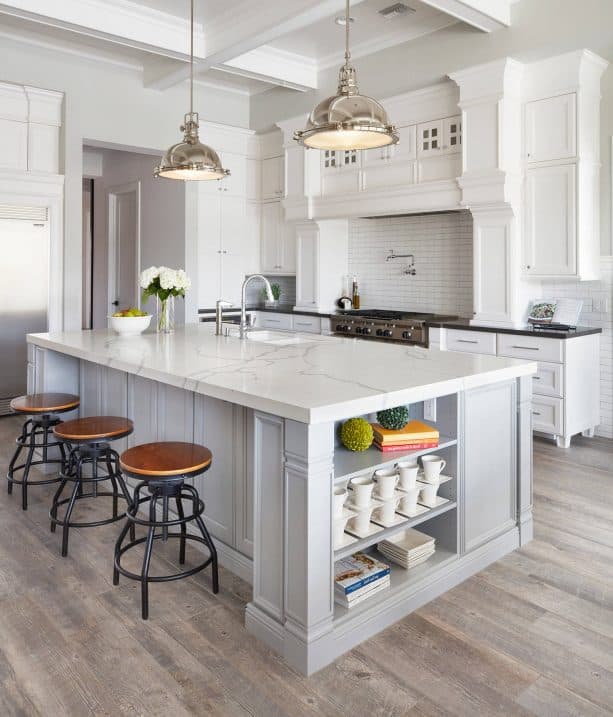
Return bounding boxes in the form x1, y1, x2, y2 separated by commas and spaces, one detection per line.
108, 314, 152, 336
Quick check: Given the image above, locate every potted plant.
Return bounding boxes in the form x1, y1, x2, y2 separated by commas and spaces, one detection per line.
262, 283, 281, 307
140, 266, 191, 333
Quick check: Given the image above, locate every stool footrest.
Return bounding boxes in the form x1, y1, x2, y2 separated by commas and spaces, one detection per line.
114, 532, 215, 583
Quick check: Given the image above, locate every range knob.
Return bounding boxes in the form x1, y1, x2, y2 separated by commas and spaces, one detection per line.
361, 327, 372, 335
355, 327, 362, 334
376, 329, 384, 337
336, 324, 350, 332
383, 330, 393, 338
402, 330, 412, 339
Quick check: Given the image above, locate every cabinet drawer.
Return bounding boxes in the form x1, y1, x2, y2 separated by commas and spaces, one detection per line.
258, 313, 293, 330
497, 333, 563, 363
292, 315, 321, 333
532, 361, 564, 398
531, 396, 563, 434
446, 329, 497, 355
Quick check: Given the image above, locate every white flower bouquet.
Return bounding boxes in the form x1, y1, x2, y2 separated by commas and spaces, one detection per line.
139, 266, 191, 333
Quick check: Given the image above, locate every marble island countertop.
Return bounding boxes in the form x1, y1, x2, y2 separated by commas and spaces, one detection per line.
28, 325, 536, 424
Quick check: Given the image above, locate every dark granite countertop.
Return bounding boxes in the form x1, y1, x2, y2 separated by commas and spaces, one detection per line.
427, 318, 602, 339
198, 304, 335, 319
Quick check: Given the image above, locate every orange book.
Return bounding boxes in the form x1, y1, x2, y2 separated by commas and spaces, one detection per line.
372, 419, 439, 444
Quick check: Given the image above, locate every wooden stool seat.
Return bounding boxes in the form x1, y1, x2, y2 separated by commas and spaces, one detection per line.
54, 416, 134, 442
120, 442, 212, 479
11, 393, 80, 415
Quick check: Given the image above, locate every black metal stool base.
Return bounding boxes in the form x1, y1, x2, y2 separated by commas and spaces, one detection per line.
50, 443, 134, 557
113, 480, 219, 620
7, 415, 68, 510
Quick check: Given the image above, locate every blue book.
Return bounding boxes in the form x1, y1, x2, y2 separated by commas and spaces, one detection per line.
334, 553, 390, 595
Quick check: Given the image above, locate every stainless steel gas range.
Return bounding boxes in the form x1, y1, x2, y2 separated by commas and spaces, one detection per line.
332, 309, 457, 348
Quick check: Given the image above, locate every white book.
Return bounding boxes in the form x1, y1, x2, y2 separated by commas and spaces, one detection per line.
335, 578, 391, 608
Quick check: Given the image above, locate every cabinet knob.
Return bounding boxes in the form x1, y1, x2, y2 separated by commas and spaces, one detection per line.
526, 265, 531, 269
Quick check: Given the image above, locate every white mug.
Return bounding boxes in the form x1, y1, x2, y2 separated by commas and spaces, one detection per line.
374, 467, 399, 499
349, 475, 375, 508
333, 487, 348, 518
397, 460, 419, 491
375, 496, 400, 524
333, 516, 349, 548
419, 481, 440, 507
350, 506, 374, 534
398, 487, 419, 515
421, 455, 446, 484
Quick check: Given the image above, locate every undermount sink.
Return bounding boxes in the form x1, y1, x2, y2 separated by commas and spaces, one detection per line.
226, 328, 306, 345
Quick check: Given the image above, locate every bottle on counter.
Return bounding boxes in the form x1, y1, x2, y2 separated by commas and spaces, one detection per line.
352, 279, 360, 310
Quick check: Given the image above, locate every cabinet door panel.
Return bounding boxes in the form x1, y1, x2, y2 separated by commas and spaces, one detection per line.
524, 164, 576, 276
193, 395, 235, 546
525, 94, 576, 163
463, 381, 516, 553
261, 156, 283, 199
295, 224, 318, 308
127, 374, 158, 447
260, 201, 280, 272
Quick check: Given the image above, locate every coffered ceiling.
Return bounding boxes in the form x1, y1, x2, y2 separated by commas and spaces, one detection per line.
0, 0, 518, 96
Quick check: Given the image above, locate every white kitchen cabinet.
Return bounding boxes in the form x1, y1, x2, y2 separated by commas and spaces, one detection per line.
321, 149, 360, 195
441, 328, 600, 447
294, 219, 349, 313
417, 120, 443, 157
361, 125, 417, 190
525, 93, 576, 163
196, 187, 251, 307
261, 155, 284, 200
260, 200, 295, 274
524, 164, 576, 276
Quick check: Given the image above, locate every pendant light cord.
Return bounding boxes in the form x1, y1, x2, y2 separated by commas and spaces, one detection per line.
344, 0, 350, 64
189, 0, 194, 117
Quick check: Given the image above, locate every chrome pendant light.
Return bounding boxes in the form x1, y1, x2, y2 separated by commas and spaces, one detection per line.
294, 0, 398, 151
154, 0, 229, 181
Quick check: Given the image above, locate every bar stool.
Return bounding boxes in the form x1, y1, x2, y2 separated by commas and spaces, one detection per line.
7, 393, 80, 510
50, 416, 134, 557
113, 441, 219, 620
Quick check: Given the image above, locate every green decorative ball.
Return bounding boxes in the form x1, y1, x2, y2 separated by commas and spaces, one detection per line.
377, 405, 410, 430
340, 417, 374, 452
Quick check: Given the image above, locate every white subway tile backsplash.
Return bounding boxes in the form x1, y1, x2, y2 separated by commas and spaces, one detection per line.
348, 212, 473, 316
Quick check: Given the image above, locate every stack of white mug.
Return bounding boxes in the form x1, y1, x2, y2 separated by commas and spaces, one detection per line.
395, 454, 446, 515
333, 454, 448, 547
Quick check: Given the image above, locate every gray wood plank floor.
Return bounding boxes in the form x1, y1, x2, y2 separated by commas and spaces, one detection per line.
0, 415, 612, 716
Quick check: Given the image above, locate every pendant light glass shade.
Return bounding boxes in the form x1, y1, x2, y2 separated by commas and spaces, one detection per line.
155, 0, 229, 181
294, 2, 397, 151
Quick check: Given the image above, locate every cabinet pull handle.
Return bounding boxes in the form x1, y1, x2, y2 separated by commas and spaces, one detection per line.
512, 345, 539, 351
533, 376, 541, 380
457, 339, 478, 344
267, 319, 281, 323
532, 411, 541, 416
295, 322, 311, 326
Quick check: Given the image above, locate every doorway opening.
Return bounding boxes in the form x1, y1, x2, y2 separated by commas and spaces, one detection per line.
82, 144, 187, 330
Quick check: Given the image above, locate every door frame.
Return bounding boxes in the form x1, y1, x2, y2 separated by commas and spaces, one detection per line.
107, 180, 141, 311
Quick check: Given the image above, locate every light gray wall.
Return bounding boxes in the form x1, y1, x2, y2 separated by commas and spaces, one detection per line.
0, 34, 249, 331
250, 0, 613, 255
90, 148, 186, 329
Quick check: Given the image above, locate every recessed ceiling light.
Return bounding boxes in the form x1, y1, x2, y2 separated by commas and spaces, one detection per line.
334, 15, 354, 25
378, 3, 415, 20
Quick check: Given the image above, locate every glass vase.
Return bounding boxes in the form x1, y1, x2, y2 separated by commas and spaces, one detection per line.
157, 296, 175, 334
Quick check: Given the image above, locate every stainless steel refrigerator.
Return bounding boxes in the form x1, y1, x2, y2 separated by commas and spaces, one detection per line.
0, 214, 49, 415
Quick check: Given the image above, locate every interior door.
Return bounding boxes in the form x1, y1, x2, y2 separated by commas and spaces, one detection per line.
108, 182, 140, 313
0, 217, 49, 405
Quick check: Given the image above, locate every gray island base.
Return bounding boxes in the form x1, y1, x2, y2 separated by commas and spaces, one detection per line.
27, 325, 535, 675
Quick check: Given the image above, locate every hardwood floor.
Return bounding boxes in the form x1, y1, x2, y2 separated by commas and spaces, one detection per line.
1, 415, 612, 716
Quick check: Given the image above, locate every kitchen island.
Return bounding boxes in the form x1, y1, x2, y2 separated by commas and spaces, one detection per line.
27, 325, 535, 675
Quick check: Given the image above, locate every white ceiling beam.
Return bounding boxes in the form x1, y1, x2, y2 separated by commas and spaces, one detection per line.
146, 0, 363, 91
0, 0, 201, 59
418, 0, 513, 32
220, 46, 318, 92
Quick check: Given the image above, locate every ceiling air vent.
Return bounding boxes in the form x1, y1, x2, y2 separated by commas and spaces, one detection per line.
378, 3, 415, 20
